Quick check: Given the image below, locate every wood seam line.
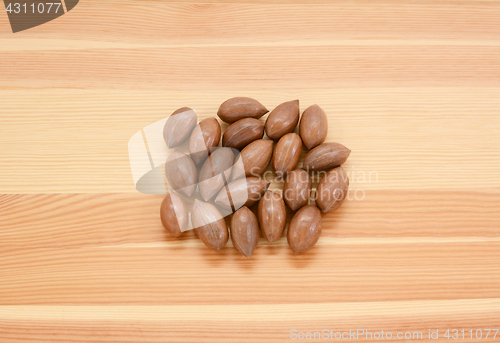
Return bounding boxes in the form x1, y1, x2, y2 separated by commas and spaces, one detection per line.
162, 164, 168, 194
223, 173, 235, 213
140, 129, 155, 170
96, 236, 500, 249
1, 299, 500, 321
60, 0, 67, 13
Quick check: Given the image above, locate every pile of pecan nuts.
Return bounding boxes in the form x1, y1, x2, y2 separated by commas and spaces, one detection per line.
161, 97, 350, 256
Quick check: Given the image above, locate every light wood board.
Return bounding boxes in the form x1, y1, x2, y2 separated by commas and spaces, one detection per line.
1, 1, 500, 342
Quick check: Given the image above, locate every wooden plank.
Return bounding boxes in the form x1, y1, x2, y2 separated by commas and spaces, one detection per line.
2, 2, 500, 44
1, 243, 500, 305
1, 300, 499, 342
1, 88, 499, 193
0, 190, 499, 306
2, 46, 500, 90
1, 190, 499, 249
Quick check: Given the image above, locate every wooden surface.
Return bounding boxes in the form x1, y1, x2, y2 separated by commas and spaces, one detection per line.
1, 1, 500, 342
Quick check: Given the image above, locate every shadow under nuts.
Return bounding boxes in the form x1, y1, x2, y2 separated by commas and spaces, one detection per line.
303, 142, 351, 172
165, 151, 198, 197
299, 104, 328, 149
316, 166, 349, 213
163, 107, 198, 148
222, 118, 265, 150
287, 205, 322, 255
192, 199, 229, 251
215, 177, 270, 210
273, 133, 302, 178
230, 206, 260, 257
283, 169, 312, 211
160, 192, 187, 237
265, 100, 300, 141
217, 97, 268, 123
258, 190, 286, 243
231, 139, 273, 181
198, 147, 234, 201
189, 117, 221, 166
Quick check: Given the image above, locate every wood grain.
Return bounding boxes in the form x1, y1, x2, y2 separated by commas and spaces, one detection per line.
1, 301, 499, 342
1, 191, 499, 308
1, 190, 500, 248
1, 88, 500, 193
1, 0, 500, 342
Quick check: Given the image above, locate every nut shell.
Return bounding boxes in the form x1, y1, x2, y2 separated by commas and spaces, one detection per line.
287, 205, 322, 255
299, 104, 328, 149
272, 133, 302, 178
303, 142, 351, 172
165, 151, 198, 197
192, 200, 229, 251
198, 147, 234, 201
160, 193, 188, 237
222, 118, 265, 150
230, 206, 260, 257
265, 100, 300, 141
189, 118, 221, 166
231, 139, 273, 181
163, 107, 198, 148
215, 177, 270, 210
283, 169, 312, 211
316, 166, 349, 213
258, 191, 286, 243
217, 97, 268, 123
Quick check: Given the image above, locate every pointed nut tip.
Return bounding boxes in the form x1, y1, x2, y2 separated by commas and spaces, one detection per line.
242, 249, 253, 258
268, 236, 278, 243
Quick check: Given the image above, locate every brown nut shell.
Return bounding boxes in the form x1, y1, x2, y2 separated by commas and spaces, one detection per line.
303, 142, 351, 172
287, 205, 322, 255
265, 100, 300, 141
215, 177, 270, 210
192, 199, 229, 251
165, 151, 198, 197
160, 192, 187, 237
257, 190, 286, 243
222, 118, 265, 150
217, 97, 268, 123
231, 139, 273, 181
163, 107, 198, 148
283, 169, 312, 211
299, 104, 328, 149
316, 166, 349, 213
230, 206, 260, 257
188, 118, 221, 166
272, 133, 302, 178
198, 147, 234, 201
